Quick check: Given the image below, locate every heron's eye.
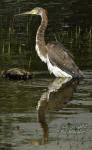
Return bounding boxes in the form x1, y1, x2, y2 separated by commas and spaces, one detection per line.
32, 9, 38, 14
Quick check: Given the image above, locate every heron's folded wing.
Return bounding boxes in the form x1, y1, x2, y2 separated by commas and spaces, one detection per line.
47, 41, 80, 77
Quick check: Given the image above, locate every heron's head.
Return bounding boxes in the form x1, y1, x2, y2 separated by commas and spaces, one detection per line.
17, 7, 46, 16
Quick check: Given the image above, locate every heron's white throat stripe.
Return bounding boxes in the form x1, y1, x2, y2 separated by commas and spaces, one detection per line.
35, 44, 47, 63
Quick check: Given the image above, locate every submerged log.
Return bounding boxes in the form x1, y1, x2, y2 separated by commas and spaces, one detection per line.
1, 68, 49, 80
1, 68, 32, 80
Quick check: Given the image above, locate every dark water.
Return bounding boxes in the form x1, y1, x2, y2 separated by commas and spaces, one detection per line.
0, 0, 92, 150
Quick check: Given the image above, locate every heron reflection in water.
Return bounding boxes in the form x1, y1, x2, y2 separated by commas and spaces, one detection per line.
37, 78, 79, 144
17, 7, 83, 79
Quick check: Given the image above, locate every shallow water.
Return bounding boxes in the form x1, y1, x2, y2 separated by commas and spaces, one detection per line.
0, 73, 92, 150
0, 0, 92, 150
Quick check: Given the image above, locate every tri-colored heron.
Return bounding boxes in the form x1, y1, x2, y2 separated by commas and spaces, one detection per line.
17, 7, 83, 78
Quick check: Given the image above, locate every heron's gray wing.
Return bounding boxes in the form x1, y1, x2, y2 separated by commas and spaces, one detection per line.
47, 41, 80, 77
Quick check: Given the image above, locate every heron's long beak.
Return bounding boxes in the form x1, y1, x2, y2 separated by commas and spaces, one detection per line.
15, 11, 32, 16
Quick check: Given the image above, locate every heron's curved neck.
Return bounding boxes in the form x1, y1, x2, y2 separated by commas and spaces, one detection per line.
36, 12, 48, 48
